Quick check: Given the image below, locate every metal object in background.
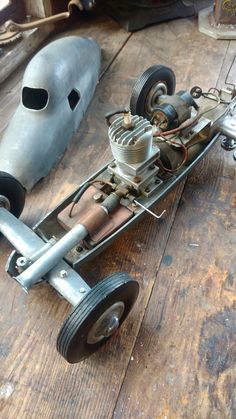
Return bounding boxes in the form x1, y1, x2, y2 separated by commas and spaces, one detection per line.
0, 27, 22, 46
215, 0, 236, 24
0, 36, 101, 217
1, 63, 236, 364
4, 0, 82, 33
199, 5, 236, 39
0, 0, 95, 46
103, 0, 212, 31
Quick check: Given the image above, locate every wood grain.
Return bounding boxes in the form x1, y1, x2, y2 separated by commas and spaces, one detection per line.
0, 12, 235, 419
113, 32, 236, 419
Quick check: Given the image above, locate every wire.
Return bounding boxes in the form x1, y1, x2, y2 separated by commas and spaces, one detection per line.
133, 200, 166, 219
69, 182, 91, 218
156, 139, 188, 174
208, 87, 220, 95
69, 179, 115, 218
199, 92, 221, 116
153, 91, 222, 138
153, 111, 201, 137
225, 54, 236, 92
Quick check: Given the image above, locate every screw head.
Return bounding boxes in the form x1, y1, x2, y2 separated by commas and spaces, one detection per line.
76, 246, 83, 253
79, 287, 86, 294
60, 270, 68, 278
93, 192, 103, 203
149, 164, 155, 170
16, 257, 28, 268
221, 136, 236, 151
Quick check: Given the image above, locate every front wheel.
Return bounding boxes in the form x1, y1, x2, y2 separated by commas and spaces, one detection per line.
57, 272, 139, 363
0, 172, 25, 217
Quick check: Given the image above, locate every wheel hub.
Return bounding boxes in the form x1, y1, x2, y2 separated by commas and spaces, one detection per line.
87, 301, 125, 344
0, 195, 10, 211
146, 81, 167, 115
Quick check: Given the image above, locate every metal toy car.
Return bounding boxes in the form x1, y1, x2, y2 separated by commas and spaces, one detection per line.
0, 64, 235, 363
0, 36, 101, 217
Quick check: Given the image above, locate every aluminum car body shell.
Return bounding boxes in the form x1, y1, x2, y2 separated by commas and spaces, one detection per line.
0, 36, 101, 190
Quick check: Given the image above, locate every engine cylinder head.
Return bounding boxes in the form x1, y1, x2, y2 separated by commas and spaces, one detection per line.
108, 114, 153, 164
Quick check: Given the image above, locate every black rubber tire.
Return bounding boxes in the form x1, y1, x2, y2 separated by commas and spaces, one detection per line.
57, 272, 139, 363
0, 172, 25, 217
130, 65, 176, 119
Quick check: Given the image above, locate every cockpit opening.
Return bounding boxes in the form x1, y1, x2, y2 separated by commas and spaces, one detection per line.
22, 87, 49, 110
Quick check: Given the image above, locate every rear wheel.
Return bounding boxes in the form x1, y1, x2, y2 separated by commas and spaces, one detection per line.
130, 65, 176, 119
57, 272, 139, 363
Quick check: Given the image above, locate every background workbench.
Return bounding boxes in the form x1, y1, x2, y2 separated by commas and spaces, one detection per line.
0, 11, 236, 419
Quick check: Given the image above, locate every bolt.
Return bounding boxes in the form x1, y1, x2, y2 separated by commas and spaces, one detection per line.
133, 176, 141, 183
79, 287, 86, 294
16, 257, 28, 268
145, 187, 150, 193
110, 161, 116, 168
60, 270, 68, 278
149, 164, 155, 170
76, 246, 83, 253
93, 192, 103, 203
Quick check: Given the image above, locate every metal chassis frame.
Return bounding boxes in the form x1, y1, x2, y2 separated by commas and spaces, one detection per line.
35, 132, 221, 269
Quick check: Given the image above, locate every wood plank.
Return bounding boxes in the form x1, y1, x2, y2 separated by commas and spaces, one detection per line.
113, 39, 236, 419
0, 15, 231, 419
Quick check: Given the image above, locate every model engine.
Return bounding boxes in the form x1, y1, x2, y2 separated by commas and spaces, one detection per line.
0, 64, 235, 364
108, 112, 159, 195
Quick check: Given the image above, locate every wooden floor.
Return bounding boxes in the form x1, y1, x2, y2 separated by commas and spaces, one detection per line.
0, 11, 236, 419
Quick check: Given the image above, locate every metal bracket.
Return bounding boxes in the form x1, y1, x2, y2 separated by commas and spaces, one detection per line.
0, 208, 90, 306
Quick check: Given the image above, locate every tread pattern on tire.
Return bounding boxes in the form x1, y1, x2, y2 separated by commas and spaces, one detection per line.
0, 171, 25, 217
57, 272, 139, 362
130, 64, 176, 119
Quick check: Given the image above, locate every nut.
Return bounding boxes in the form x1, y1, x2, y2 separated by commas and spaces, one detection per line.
93, 192, 103, 203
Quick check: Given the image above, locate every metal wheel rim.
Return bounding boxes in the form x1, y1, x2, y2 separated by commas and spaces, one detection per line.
87, 301, 125, 344
145, 81, 167, 116
0, 195, 10, 211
